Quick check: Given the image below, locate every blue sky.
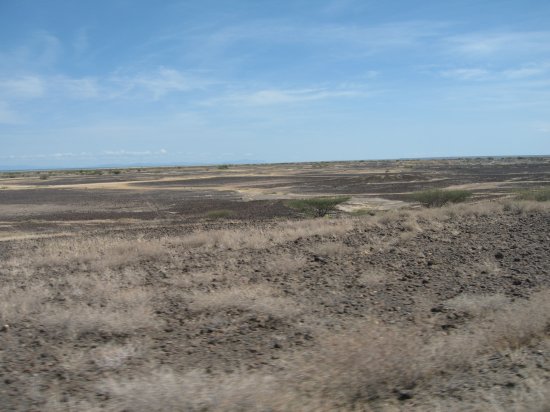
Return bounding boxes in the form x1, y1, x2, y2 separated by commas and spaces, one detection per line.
1, 0, 549, 169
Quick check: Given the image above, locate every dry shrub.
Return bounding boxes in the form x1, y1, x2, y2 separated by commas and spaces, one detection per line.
444, 201, 502, 218
502, 200, 550, 214
95, 290, 550, 411
480, 290, 550, 350
92, 342, 141, 370
100, 369, 286, 412
265, 254, 307, 274
36, 273, 157, 336
31, 236, 167, 269
38, 297, 157, 337
175, 218, 354, 250
290, 324, 476, 407
444, 293, 509, 317
0, 283, 52, 323
187, 284, 301, 318
426, 376, 550, 412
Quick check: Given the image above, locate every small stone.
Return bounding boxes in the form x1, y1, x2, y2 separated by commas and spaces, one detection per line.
395, 389, 414, 400
313, 255, 327, 264
495, 251, 504, 259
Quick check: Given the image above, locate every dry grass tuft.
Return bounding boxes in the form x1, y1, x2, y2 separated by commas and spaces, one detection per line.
444, 293, 509, 317
29, 236, 167, 269
0, 283, 52, 323
100, 369, 284, 412
175, 218, 354, 250
265, 254, 307, 274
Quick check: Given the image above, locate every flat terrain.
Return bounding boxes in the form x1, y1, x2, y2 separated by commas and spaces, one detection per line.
0, 157, 549, 411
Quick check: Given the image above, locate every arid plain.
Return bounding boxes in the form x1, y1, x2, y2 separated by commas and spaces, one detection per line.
1, 157, 549, 411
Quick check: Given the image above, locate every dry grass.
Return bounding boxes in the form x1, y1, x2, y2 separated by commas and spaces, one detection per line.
100, 370, 283, 412
265, 254, 307, 274
26, 236, 167, 270
2, 199, 549, 411
96, 290, 550, 411
444, 293, 509, 317
175, 218, 354, 250
0, 283, 52, 324
0, 268, 158, 337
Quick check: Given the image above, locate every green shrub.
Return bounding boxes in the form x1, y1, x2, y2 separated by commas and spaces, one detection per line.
409, 189, 472, 207
217, 164, 230, 170
515, 188, 550, 202
285, 196, 350, 217
205, 209, 234, 219
350, 208, 376, 216
39, 174, 48, 180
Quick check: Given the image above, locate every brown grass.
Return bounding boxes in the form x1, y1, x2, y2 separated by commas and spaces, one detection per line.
174, 218, 354, 250
96, 290, 550, 411
27, 236, 167, 270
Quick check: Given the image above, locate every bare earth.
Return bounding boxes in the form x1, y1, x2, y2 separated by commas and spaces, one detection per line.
0, 157, 549, 411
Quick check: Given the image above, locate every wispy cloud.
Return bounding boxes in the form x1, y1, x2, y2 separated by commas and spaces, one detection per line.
204, 87, 366, 106
447, 31, 550, 57
0, 149, 168, 160
440, 61, 550, 81
111, 67, 210, 99
0, 75, 45, 99
0, 67, 210, 102
441, 68, 490, 80
0, 31, 62, 71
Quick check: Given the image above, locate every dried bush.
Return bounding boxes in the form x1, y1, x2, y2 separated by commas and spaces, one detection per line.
175, 218, 354, 250
187, 284, 301, 318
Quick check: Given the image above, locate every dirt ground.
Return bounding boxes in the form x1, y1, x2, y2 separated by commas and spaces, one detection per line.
0, 157, 549, 411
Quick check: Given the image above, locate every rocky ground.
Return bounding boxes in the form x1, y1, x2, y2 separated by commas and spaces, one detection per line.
0, 158, 549, 411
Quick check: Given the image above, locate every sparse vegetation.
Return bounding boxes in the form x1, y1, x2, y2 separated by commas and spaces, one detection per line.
1, 161, 550, 411
217, 164, 230, 170
78, 169, 103, 175
285, 196, 350, 217
516, 187, 550, 201
205, 209, 234, 219
409, 189, 473, 207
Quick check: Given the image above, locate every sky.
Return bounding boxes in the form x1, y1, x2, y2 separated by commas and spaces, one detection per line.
1, 0, 549, 169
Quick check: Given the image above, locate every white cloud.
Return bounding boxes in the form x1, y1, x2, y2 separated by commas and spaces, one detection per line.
112, 67, 208, 99
441, 68, 490, 80
0, 75, 45, 99
502, 62, 550, 79
440, 62, 550, 82
0, 149, 169, 161
53, 76, 100, 99
199, 20, 447, 57
102, 149, 168, 156
206, 87, 364, 106
447, 31, 550, 57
